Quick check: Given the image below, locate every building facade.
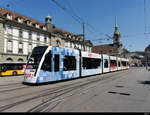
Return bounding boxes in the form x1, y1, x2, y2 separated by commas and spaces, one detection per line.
92, 19, 123, 56
0, 8, 92, 63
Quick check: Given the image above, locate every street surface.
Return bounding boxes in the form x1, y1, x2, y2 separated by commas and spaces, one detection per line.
0, 67, 150, 112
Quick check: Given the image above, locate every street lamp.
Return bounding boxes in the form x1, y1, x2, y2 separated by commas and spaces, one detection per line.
145, 51, 150, 68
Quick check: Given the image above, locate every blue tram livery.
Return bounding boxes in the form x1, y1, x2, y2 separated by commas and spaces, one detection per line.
24, 46, 129, 84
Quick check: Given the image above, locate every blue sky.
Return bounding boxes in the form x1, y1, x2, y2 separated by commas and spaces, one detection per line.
0, 0, 150, 52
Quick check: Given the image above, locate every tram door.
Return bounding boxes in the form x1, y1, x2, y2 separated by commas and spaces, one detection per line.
54, 54, 59, 72
52, 54, 61, 81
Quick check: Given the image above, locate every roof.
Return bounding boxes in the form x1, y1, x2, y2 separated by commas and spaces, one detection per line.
0, 8, 45, 27
92, 44, 116, 54
0, 8, 82, 40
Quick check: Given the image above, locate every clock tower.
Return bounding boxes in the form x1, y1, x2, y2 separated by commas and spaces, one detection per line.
113, 17, 123, 55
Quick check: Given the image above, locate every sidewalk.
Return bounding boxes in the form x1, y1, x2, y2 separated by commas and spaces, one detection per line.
0, 75, 24, 85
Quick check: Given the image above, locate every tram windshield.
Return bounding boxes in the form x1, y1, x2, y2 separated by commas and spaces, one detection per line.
26, 46, 48, 69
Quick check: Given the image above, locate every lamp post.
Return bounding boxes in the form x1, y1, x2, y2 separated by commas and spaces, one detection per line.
145, 51, 150, 69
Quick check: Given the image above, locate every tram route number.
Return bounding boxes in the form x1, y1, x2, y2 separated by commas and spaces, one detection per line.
25, 73, 34, 78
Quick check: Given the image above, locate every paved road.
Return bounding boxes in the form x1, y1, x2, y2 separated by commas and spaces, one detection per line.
0, 67, 150, 112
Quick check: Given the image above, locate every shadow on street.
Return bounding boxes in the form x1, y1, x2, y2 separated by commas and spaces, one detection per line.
138, 80, 150, 85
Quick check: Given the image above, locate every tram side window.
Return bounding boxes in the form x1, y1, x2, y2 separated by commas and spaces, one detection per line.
122, 61, 126, 66
110, 60, 117, 67
83, 57, 101, 69
63, 56, 76, 71
41, 53, 52, 72
118, 61, 121, 67
54, 54, 59, 72
104, 59, 108, 68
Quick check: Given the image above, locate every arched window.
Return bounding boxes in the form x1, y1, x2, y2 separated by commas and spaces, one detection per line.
18, 58, 24, 62
6, 58, 13, 62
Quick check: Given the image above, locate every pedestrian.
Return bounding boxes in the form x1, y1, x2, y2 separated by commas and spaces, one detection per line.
146, 64, 148, 70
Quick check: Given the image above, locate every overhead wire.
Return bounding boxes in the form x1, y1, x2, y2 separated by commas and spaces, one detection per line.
51, 0, 107, 42
51, 0, 82, 25
51, 0, 147, 45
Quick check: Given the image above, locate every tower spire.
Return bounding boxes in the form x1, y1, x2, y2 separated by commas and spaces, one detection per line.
113, 16, 122, 55
115, 16, 119, 29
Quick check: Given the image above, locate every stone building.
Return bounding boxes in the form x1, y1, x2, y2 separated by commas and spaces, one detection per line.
0, 8, 92, 63
92, 18, 123, 56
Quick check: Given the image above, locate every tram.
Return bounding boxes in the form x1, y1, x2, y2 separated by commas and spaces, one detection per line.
24, 46, 129, 84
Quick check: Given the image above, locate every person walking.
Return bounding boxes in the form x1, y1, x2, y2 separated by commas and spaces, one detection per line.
146, 64, 148, 70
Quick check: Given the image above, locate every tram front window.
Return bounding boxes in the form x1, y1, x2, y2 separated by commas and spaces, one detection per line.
26, 54, 43, 69
26, 46, 48, 70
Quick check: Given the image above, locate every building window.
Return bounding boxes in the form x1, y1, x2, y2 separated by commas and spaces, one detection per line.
7, 40, 12, 52
6, 58, 13, 62
70, 42, 72, 48
42, 26, 47, 31
18, 42, 23, 53
56, 40, 61, 47
44, 36, 47, 43
18, 58, 24, 62
34, 23, 39, 28
7, 26, 12, 35
37, 33, 40, 41
29, 44, 32, 53
26, 20, 32, 26
65, 41, 68, 47
6, 13, 12, 20
17, 17, 23, 23
29, 31, 32, 40
19, 29, 23, 38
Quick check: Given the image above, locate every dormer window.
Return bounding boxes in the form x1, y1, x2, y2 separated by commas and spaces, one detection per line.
5, 13, 12, 20
25, 20, 32, 26
67, 34, 71, 39
33, 23, 39, 28
16, 17, 23, 23
42, 26, 47, 31
72, 36, 75, 39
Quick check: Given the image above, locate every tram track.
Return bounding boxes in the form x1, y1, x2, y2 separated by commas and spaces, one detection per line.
0, 70, 127, 94
0, 69, 131, 112
0, 83, 21, 87
0, 82, 31, 93
28, 70, 131, 112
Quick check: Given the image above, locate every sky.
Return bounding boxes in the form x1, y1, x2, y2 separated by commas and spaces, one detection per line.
0, 0, 150, 52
